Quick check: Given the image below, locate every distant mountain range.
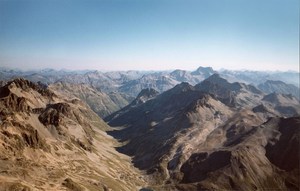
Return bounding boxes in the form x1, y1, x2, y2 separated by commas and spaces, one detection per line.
0, 67, 299, 97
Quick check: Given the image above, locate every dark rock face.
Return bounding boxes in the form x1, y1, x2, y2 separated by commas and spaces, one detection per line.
0, 83, 32, 114
181, 151, 231, 183
49, 103, 72, 115
21, 128, 49, 150
39, 103, 72, 126
265, 117, 300, 171
0, 91, 31, 113
39, 107, 61, 127
252, 104, 268, 113
0, 85, 10, 98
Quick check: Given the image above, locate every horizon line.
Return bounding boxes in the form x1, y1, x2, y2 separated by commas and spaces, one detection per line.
0, 66, 299, 73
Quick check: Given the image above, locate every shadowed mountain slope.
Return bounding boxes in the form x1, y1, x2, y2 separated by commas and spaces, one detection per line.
107, 76, 300, 190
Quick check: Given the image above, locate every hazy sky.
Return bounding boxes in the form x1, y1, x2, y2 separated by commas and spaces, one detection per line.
0, 0, 299, 71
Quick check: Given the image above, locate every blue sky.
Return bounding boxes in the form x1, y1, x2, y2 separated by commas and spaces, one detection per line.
0, 0, 299, 71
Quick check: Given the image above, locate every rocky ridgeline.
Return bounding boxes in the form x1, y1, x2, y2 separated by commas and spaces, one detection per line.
0, 79, 92, 154
7, 78, 55, 98
107, 75, 300, 190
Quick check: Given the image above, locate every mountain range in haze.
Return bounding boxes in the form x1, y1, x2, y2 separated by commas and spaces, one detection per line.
0, 66, 299, 191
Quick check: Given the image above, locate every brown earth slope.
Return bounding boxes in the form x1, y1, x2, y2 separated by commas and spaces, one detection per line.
0, 78, 145, 191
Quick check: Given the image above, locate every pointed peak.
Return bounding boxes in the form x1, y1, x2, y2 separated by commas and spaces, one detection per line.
203, 73, 229, 84
132, 88, 159, 105
174, 82, 194, 91
136, 88, 159, 99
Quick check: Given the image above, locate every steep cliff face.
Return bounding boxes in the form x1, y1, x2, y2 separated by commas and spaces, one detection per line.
0, 79, 145, 191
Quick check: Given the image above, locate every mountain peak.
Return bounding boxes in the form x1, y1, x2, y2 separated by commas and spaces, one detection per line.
6, 78, 55, 98
0, 79, 55, 113
195, 74, 265, 107
172, 82, 195, 92
132, 88, 159, 105
8, 78, 36, 89
191, 66, 215, 77
136, 88, 159, 100
199, 73, 233, 89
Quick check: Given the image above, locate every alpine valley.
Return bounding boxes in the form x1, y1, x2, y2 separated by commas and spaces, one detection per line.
0, 67, 299, 191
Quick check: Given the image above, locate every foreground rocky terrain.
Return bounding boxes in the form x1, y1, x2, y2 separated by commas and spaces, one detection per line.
107, 74, 300, 190
0, 79, 145, 190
